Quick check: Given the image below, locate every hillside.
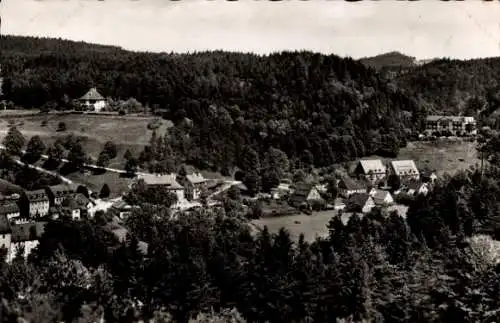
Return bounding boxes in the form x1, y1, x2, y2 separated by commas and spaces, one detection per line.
1, 35, 422, 175
359, 51, 417, 71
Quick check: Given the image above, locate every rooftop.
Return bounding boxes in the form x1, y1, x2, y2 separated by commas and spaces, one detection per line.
0, 203, 19, 215
358, 159, 386, 174
25, 189, 49, 202
426, 115, 476, 123
372, 190, 391, 202
47, 184, 73, 195
186, 173, 207, 185
11, 222, 46, 242
346, 193, 372, 208
390, 160, 419, 175
339, 177, 367, 190
137, 173, 183, 189
79, 87, 105, 101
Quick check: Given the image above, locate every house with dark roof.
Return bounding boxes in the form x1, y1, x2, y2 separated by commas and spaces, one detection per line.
110, 199, 135, 220
61, 193, 93, 220
345, 193, 375, 213
354, 159, 387, 183
338, 178, 368, 198
136, 173, 185, 203
21, 190, 50, 218
45, 184, 74, 207
420, 168, 438, 184
183, 173, 208, 201
289, 183, 323, 208
406, 181, 429, 197
0, 202, 20, 221
0, 214, 12, 252
6, 222, 46, 263
79, 87, 107, 112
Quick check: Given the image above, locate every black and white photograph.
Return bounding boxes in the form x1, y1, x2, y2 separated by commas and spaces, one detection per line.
1, 0, 500, 322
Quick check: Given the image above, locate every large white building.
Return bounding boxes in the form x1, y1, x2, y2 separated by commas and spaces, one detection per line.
425, 115, 477, 136
137, 173, 185, 205
389, 160, 420, 181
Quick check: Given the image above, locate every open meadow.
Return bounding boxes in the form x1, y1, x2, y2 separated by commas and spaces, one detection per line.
0, 114, 173, 169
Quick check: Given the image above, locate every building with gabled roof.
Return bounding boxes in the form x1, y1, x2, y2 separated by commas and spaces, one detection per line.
289, 182, 323, 208
425, 115, 477, 136
184, 173, 208, 201
389, 160, 420, 181
137, 173, 185, 203
0, 202, 20, 221
79, 87, 107, 112
21, 189, 50, 218
371, 189, 394, 206
354, 159, 387, 183
345, 193, 375, 213
6, 221, 47, 263
45, 184, 74, 207
338, 178, 368, 198
0, 213, 12, 252
406, 181, 429, 197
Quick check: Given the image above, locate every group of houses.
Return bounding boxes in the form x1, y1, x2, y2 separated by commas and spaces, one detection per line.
272, 158, 438, 215
0, 184, 97, 262
424, 115, 477, 137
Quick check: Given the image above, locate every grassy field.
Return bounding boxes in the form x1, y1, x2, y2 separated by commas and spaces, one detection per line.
0, 114, 173, 169
350, 140, 480, 176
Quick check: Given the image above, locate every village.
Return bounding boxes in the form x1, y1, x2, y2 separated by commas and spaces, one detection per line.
0, 86, 480, 260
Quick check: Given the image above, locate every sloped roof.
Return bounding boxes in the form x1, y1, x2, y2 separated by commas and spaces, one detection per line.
47, 184, 73, 196
62, 193, 92, 210
79, 87, 105, 101
0, 214, 11, 234
407, 181, 426, 191
290, 183, 315, 203
0, 202, 19, 215
390, 160, 419, 176
11, 222, 46, 242
372, 190, 392, 203
426, 115, 475, 123
186, 173, 207, 185
138, 173, 183, 189
358, 159, 386, 174
25, 189, 49, 202
346, 193, 372, 208
339, 177, 367, 190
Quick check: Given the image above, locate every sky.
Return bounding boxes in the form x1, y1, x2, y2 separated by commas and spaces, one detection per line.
2, 0, 500, 60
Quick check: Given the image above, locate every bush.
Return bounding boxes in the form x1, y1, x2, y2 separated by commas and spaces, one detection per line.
147, 118, 162, 130
57, 122, 67, 132
118, 109, 126, 116
41, 119, 48, 127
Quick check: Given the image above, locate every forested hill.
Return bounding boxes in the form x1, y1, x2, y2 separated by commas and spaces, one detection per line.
359, 51, 417, 71
392, 57, 500, 117
1, 35, 422, 171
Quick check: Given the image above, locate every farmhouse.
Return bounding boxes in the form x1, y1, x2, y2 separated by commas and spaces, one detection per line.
345, 193, 375, 214
425, 115, 477, 136
371, 190, 394, 206
0, 202, 20, 221
61, 194, 93, 220
338, 178, 368, 198
22, 189, 50, 218
79, 87, 107, 112
183, 173, 208, 201
0, 214, 12, 251
45, 184, 74, 207
389, 160, 420, 181
137, 173, 185, 202
354, 159, 387, 182
110, 199, 135, 219
6, 222, 46, 263
289, 183, 323, 208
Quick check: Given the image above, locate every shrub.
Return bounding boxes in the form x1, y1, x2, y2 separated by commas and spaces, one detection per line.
99, 184, 111, 198
147, 118, 162, 130
57, 122, 67, 132
118, 109, 126, 116
41, 119, 48, 127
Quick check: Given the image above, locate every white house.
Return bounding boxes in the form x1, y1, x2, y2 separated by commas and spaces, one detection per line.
23, 190, 50, 218
371, 190, 394, 206
389, 160, 420, 181
79, 87, 107, 112
6, 222, 46, 263
0, 214, 12, 252
354, 159, 387, 182
184, 173, 208, 201
137, 173, 185, 204
338, 178, 368, 198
